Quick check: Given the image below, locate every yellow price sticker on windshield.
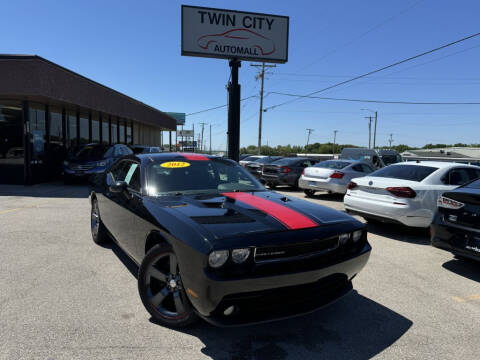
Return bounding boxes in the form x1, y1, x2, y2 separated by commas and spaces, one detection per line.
161, 161, 191, 168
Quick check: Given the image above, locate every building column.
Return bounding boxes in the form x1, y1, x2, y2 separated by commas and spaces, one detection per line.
22, 101, 31, 185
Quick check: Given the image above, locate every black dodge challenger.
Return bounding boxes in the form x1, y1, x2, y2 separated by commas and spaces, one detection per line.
431, 177, 480, 262
90, 153, 371, 327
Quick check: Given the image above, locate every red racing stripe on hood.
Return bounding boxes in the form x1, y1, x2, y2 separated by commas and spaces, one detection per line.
181, 153, 209, 161
222, 192, 318, 230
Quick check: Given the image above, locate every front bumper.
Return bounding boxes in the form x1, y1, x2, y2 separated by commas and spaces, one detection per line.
431, 217, 480, 261
299, 176, 346, 194
64, 166, 107, 177
189, 242, 371, 326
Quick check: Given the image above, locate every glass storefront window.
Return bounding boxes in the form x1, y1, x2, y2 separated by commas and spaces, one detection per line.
119, 119, 125, 144
66, 111, 77, 150
101, 115, 109, 144
92, 112, 100, 143
111, 119, 118, 144
49, 107, 63, 145
79, 113, 89, 145
126, 121, 132, 145
29, 103, 46, 159
0, 100, 24, 184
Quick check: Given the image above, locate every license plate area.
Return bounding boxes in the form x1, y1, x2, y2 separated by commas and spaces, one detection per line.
466, 236, 480, 253
309, 181, 317, 186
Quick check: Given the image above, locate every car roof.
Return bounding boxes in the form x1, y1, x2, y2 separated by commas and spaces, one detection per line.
392, 161, 480, 169
135, 152, 226, 162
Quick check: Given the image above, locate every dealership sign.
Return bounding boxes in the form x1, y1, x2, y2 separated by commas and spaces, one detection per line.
177, 129, 194, 137
181, 5, 289, 63
165, 112, 186, 125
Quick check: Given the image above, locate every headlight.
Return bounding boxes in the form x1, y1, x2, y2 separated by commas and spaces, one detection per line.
63, 161, 69, 166
352, 230, 363, 242
231, 248, 250, 263
97, 161, 107, 167
208, 250, 229, 268
339, 233, 350, 245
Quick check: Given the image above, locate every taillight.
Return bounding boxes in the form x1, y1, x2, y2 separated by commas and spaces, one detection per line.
280, 166, 291, 173
301, 169, 305, 175
437, 196, 464, 209
386, 187, 416, 198
347, 181, 358, 190
330, 171, 344, 179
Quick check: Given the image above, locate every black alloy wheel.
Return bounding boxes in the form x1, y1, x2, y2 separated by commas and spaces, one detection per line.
304, 189, 316, 197
138, 244, 197, 327
91, 199, 109, 244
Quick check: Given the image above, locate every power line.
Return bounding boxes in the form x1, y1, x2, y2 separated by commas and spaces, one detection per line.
264, 31, 480, 111
268, 92, 480, 105
186, 95, 257, 116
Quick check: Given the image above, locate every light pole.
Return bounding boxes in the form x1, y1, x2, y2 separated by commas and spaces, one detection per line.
333, 130, 338, 155
361, 109, 378, 149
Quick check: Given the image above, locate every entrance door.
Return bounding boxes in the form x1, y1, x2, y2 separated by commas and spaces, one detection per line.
0, 101, 24, 184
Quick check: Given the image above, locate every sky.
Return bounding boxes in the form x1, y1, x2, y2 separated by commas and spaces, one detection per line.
1, 0, 480, 150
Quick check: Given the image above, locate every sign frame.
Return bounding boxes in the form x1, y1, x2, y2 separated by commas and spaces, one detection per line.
181, 5, 289, 64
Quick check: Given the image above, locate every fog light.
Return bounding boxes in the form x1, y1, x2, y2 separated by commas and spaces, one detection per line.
231, 248, 250, 263
352, 230, 363, 242
208, 250, 229, 268
339, 233, 350, 245
223, 305, 235, 316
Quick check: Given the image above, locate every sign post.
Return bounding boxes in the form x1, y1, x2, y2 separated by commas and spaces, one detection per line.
181, 5, 288, 160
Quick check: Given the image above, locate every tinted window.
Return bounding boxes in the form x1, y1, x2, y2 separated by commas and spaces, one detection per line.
361, 164, 374, 173
315, 161, 350, 170
74, 145, 109, 160
444, 168, 480, 186
109, 160, 130, 182
381, 155, 399, 166
146, 158, 264, 195
465, 178, 480, 189
370, 165, 438, 182
242, 156, 262, 162
271, 158, 301, 166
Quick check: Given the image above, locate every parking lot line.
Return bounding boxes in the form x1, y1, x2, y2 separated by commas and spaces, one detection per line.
453, 294, 480, 303
0, 208, 22, 215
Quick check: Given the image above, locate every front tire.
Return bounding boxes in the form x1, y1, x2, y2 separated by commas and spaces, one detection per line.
91, 198, 109, 245
304, 189, 316, 197
138, 244, 197, 328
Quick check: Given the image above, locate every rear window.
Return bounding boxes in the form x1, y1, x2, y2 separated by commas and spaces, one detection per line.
271, 158, 300, 166
465, 179, 480, 189
242, 156, 262, 162
370, 165, 438, 182
315, 161, 350, 170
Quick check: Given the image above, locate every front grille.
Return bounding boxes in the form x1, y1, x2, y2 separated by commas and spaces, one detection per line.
254, 237, 339, 263
70, 164, 95, 171
444, 210, 480, 230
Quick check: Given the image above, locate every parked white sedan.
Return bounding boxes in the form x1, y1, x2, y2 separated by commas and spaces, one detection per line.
344, 161, 480, 227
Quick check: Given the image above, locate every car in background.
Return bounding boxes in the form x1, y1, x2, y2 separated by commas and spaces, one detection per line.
431, 178, 480, 262
63, 143, 133, 183
131, 145, 162, 154
378, 149, 402, 166
239, 155, 268, 167
299, 160, 374, 196
89, 152, 370, 327
239, 153, 254, 161
245, 156, 283, 178
344, 161, 480, 227
340, 148, 385, 169
262, 157, 318, 189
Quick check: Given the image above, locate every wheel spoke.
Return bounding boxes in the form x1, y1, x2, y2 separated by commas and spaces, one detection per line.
148, 267, 168, 282
151, 286, 169, 307
169, 254, 178, 274
173, 290, 185, 314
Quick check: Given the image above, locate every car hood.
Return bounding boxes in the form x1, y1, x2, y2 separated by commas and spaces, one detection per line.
146, 191, 356, 241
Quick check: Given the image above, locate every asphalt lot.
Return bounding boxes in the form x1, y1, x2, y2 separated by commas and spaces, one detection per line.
1, 183, 479, 360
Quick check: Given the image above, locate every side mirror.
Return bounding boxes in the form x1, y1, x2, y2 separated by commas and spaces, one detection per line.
109, 180, 128, 193
259, 178, 267, 185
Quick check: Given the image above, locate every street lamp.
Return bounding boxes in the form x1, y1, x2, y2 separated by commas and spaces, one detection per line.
361, 108, 378, 149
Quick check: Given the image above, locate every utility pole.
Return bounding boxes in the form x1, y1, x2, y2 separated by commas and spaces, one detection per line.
209, 124, 212, 154
192, 123, 195, 152
306, 128, 314, 150
365, 116, 373, 149
333, 130, 338, 155
199, 122, 207, 152
388, 133, 394, 148
251, 62, 276, 154
373, 111, 378, 149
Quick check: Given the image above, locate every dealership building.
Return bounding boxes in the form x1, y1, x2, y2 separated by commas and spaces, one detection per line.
0, 55, 176, 184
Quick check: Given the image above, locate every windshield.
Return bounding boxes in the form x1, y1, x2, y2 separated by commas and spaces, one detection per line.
146, 158, 265, 195
315, 160, 351, 170
370, 165, 438, 182
74, 145, 110, 160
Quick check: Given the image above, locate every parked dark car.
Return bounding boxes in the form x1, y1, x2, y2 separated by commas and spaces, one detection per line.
239, 153, 254, 161
90, 152, 371, 327
63, 143, 133, 183
131, 145, 162, 154
431, 178, 480, 262
245, 156, 283, 178
261, 157, 318, 189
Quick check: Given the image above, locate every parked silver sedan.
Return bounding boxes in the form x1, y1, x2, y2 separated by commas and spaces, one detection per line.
299, 160, 374, 196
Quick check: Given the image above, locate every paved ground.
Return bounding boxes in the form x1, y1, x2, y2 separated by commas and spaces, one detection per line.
1, 183, 479, 360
